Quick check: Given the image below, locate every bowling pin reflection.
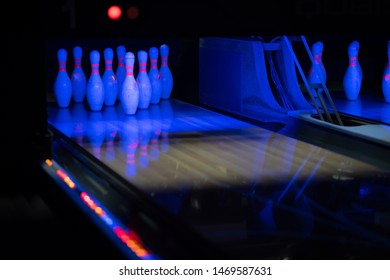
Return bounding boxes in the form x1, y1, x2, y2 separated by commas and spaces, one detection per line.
53, 108, 73, 137
343, 98, 362, 116
87, 111, 105, 160
160, 100, 174, 153
137, 110, 153, 168
70, 103, 88, 145
149, 104, 163, 161
380, 104, 390, 123
103, 106, 119, 161
120, 115, 139, 177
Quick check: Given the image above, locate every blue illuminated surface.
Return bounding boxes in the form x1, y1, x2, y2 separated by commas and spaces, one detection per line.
48, 98, 390, 259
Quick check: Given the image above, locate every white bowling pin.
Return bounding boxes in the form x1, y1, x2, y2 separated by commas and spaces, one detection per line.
382, 40, 390, 103
71, 46, 87, 103
148, 46, 162, 104
54, 48, 72, 108
159, 44, 173, 99
343, 41, 362, 101
136, 50, 152, 109
119, 52, 139, 115
86, 50, 105, 111
102, 48, 118, 106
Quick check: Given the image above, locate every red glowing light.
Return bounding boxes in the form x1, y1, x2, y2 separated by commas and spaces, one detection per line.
127, 6, 139, 19
108, 5, 122, 20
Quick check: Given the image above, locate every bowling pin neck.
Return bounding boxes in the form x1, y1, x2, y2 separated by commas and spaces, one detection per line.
90, 50, 100, 74
311, 42, 322, 63
161, 55, 169, 66
313, 53, 321, 64
118, 57, 125, 68
117, 45, 126, 56
57, 49, 67, 71
348, 42, 359, 57
138, 50, 148, 73
149, 47, 159, 69
348, 55, 358, 67
105, 59, 113, 70
160, 44, 169, 66
104, 48, 114, 71
117, 45, 126, 65
125, 65, 134, 76
73, 46, 82, 68
74, 57, 82, 68
150, 58, 158, 69
347, 43, 359, 67
125, 52, 135, 76
58, 61, 67, 71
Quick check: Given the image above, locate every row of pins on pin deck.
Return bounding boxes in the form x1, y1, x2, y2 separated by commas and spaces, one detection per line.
307, 40, 390, 103
53, 44, 174, 114
55, 45, 171, 75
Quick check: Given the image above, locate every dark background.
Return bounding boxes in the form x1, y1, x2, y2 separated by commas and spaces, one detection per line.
1, 0, 389, 259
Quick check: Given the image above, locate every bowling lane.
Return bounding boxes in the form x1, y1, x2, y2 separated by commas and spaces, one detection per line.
47, 98, 390, 259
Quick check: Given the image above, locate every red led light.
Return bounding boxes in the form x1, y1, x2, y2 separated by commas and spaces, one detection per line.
127, 6, 139, 20
107, 5, 122, 20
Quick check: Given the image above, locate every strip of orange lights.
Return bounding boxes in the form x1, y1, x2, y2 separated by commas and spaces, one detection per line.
43, 159, 156, 259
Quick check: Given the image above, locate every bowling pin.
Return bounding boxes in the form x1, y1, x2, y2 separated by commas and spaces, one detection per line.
71, 46, 87, 103
159, 44, 173, 99
148, 47, 162, 104
119, 52, 139, 115
343, 41, 362, 101
86, 50, 105, 111
115, 45, 126, 99
102, 48, 118, 106
307, 41, 326, 87
54, 48, 72, 108
382, 40, 390, 103
136, 50, 152, 109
